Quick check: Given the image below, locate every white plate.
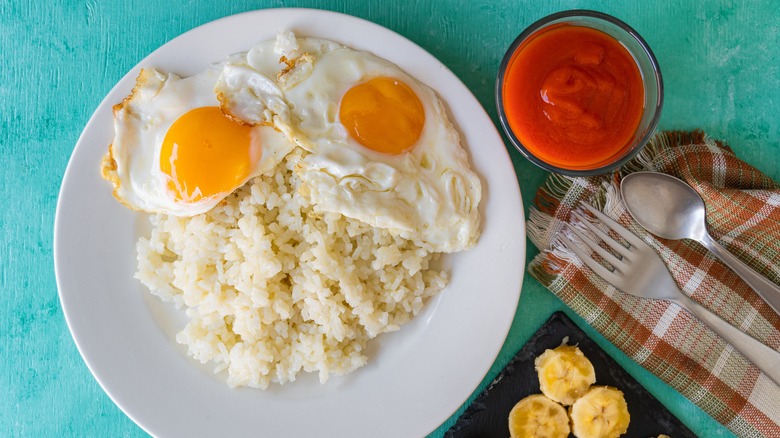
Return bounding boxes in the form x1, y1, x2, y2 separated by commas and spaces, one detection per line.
54, 8, 525, 438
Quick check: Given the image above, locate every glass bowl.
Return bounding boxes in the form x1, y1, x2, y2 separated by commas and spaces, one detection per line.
496, 10, 663, 176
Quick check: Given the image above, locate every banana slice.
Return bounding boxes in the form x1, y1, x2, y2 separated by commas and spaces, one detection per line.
569, 386, 630, 438
535, 344, 596, 405
508, 394, 571, 438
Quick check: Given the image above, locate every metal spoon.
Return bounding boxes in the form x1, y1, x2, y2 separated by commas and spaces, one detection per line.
620, 171, 780, 315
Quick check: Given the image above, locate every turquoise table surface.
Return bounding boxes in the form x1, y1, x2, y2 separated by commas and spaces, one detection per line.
2, 0, 778, 436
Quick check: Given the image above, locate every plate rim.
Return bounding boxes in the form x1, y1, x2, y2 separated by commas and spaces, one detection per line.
54, 7, 525, 437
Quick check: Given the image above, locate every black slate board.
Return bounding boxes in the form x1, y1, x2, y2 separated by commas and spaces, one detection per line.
446, 312, 695, 438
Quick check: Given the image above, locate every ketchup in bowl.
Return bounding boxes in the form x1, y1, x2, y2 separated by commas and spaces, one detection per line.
497, 11, 663, 176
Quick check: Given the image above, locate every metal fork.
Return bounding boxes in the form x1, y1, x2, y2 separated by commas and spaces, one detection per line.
561, 202, 780, 387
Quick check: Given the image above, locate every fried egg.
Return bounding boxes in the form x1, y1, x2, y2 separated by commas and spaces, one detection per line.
102, 66, 295, 216
221, 33, 482, 253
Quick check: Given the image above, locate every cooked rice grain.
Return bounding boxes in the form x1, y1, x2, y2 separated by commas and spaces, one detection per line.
135, 150, 447, 388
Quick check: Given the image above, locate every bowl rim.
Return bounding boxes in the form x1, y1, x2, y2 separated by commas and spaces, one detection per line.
495, 9, 664, 177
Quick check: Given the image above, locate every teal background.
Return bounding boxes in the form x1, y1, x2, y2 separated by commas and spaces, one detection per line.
2, 0, 778, 436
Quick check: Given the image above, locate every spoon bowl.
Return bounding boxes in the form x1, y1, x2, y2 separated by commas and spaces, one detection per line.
620, 172, 707, 240
620, 171, 780, 315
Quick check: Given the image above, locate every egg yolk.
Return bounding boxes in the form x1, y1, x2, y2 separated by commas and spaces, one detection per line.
160, 106, 257, 203
339, 77, 425, 154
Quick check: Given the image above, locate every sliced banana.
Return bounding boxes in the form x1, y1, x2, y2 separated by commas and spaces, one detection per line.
535, 344, 596, 405
569, 386, 630, 438
508, 394, 571, 438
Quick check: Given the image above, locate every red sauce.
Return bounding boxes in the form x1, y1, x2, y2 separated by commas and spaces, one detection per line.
502, 25, 644, 170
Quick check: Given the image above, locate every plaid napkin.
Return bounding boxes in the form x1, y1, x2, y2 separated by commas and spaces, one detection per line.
526, 131, 780, 438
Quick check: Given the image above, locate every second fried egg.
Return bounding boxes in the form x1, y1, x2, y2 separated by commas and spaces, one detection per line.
266, 36, 482, 253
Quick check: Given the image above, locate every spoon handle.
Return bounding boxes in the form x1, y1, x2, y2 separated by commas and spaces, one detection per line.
700, 233, 780, 316
673, 293, 780, 388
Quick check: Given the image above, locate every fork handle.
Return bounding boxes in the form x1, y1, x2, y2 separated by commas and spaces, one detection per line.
700, 233, 780, 316
674, 293, 780, 387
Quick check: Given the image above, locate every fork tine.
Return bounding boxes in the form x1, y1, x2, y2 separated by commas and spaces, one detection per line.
571, 210, 634, 260
566, 222, 628, 271
560, 234, 622, 286
580, 202, 646, 248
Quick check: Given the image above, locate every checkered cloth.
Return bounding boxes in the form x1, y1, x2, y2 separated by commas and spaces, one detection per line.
527, 131, 780, 438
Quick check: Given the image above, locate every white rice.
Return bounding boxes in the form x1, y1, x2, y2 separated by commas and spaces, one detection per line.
135, 149, 448, 388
